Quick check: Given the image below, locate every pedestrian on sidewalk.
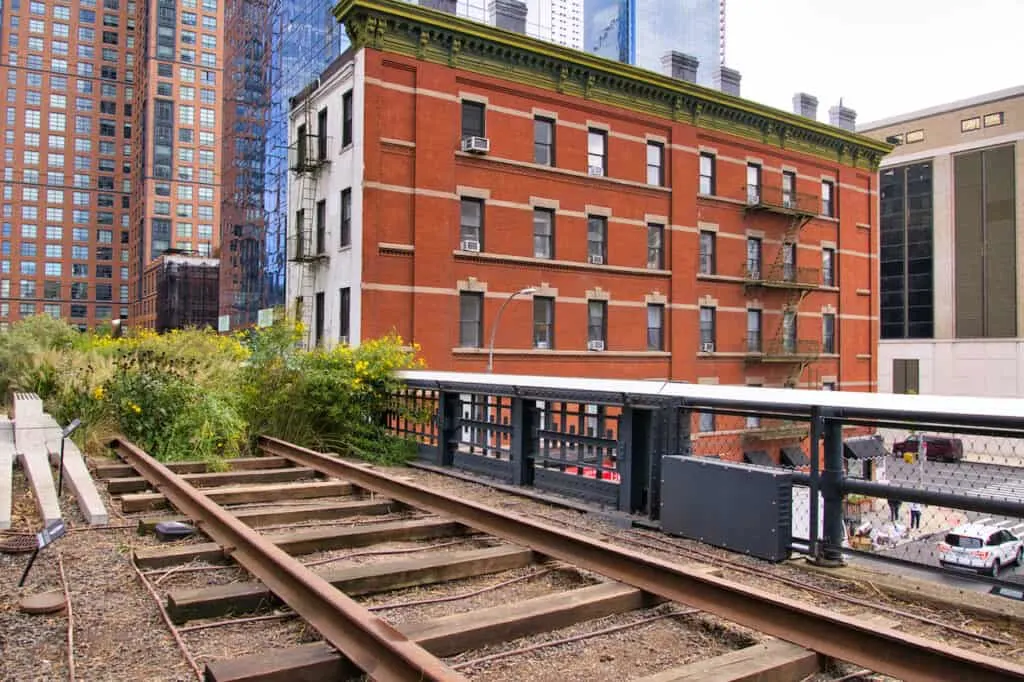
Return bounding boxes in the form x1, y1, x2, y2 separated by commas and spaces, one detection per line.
888, 498, 902, 522
909, 501, 922, 529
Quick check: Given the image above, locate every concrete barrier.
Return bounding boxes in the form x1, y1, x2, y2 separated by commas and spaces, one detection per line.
13, 393, 62, 525
42, 415, 108, 525
0, 418, 13, 529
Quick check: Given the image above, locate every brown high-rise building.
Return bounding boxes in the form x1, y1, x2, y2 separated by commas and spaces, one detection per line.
0, 0, 225, 330
130, 0, 225, 327
0, 0, 139, 329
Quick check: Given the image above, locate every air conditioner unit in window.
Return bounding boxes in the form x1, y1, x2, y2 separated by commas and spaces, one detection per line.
460, 239, 481, 253
535, 341, 550, 349
587, 165, 604, 177
587, 340, 605, 351
461, 136, 490, 154
588, 254, 604, 265
701, 342, 715, 353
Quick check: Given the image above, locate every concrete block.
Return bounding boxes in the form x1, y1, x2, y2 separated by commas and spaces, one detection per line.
0, 418, 14, 530
13, 395, 62, 526
43, 416, 108, 525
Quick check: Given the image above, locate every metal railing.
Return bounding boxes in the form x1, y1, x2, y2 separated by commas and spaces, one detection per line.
744, 261, 820, 288
388, 370, 1024, 585
742, 184, 819, 215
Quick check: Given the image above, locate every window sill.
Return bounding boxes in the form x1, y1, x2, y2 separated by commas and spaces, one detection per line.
856, 353, 872, 360
856, 222, 871, 231
453, 249, 671, 277
697, 273, 743, 283
453, 347, 671, 358
378, 242, 413, 255
817, 215, 839, 224
338, 244, 353, 253
454, 151, 671, 194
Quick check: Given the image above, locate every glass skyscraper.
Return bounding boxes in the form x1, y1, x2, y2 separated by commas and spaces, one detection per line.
584, 0, 722, 86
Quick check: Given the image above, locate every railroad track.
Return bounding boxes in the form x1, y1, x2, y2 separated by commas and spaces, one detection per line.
98, 436, 1024, 682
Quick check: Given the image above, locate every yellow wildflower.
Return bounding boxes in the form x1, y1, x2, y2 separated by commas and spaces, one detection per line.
92, 386, 104, 400
131, 403, 142, 414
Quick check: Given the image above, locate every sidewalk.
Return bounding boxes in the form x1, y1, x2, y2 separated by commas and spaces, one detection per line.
846, 498, 967, 550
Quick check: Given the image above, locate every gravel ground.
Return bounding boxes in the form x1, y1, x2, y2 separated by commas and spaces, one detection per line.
5, 450, 1019, 682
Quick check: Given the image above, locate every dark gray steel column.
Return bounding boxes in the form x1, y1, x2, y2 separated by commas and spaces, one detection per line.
819, 416, 846, 565
436, 391, 460, 467
509, 397, 536, 486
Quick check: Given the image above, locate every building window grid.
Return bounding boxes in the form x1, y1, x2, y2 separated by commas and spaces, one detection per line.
587, 129, 607, 176
587, 215, 607, 264
699, 306, 715, 350
533, 117, 554, 166
459, 291, 483, 348
822, 248, 836, 287
746, 309, 761, 352
587, 300, 606, 345
459, 198, 483, 250
647, 223, 663, 270
646, 303, 664, 351
646, 141, 663, 186
533, 296, 553, 349
822, 313, 836, 354
533, 208, 553, 259
822, 180, 835, 217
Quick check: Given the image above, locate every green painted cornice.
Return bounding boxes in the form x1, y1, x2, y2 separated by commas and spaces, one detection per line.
333, 0, 893, 170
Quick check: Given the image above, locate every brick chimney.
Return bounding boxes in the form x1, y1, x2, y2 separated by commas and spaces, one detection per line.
488, 0, 527, 34
714, 66, 741, 97
828, 101, 857, 132
792, 92, 818, 120
421, 0, 456, 13
661, 51, 699, 84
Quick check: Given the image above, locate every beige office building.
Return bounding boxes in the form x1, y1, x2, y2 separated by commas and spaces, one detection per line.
858, 86, 1023, 397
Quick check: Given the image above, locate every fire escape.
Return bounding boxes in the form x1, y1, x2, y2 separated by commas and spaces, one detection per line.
740, 175, 822, 444
287, 100, 330, 343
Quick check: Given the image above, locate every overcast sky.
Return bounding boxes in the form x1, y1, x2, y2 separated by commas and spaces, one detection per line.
725, 0, 1024, 125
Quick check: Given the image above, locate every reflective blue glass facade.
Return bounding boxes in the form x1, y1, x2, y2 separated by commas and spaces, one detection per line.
584, 0, 721, 86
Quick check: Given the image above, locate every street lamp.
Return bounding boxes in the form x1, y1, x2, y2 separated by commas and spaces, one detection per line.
487, 287, 537, 372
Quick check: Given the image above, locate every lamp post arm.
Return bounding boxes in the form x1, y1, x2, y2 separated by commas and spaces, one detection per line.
487, 293, 519, 372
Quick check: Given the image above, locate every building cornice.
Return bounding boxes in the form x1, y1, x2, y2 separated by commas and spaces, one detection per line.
334, 0, 892, 171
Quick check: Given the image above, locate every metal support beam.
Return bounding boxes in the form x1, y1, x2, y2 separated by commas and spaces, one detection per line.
819, 417, 845, 566
437, 390, 460, 467
808, 408, 821, 559
259, 436, 1024, 682
508, 397, 535, 487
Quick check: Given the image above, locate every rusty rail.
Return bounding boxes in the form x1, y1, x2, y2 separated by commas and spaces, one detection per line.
110, 437, 465, 682
259, 435, 1024, 682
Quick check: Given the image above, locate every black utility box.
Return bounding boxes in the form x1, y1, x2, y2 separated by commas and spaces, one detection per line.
660, 455, 793, 562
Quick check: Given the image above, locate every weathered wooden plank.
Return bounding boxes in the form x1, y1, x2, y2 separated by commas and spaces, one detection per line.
107, 467, 316, 494
168, 545, 535, 622
120, 480, 354, 513
632, 638, 821, 682
205, 582, 649, 682
134, 517, 469, 569
95, 456, 291, 479
137, 498, 403, 533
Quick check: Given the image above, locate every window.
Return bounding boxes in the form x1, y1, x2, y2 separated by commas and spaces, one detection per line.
746, 163, 761, 203
821, 180, 835, 217
315, 199, 326, 254
646, 141, 663, 185
460, 100, 484, 140
983, 112, 1004, 128
822, 313, 836, 354
822, 248, 835, 287
746, 309, 761, 352
316, 107, 328, 159
338, 287, 351, 342
647, 304, 664, 351
459, 292, 483, 348
587, 129, 607, 176
533, 296, 553, 349
340, 90, 353, 148
746, 237, 762, 279
782, 310, 797, 352
698, 231, 715, 274
782, 171, 795, 208
822, 382, 836, 392
699, 153, 715, 195
892, 358, 920, 395
587, 216, 606, 264
647, 223, 664, 269
533, 117, 554, 166
782, 243, 796, 281
313, 292, 325, 347
699, 306, 716, 350
880, 162, 934, 339
905, 129, 924, 143
587, 300, 606, 345
459, 198, 483, 249
533, 208, 553, 259
961, 117, 980, 133
339, 188, 351, 248
698, 411, 715, 433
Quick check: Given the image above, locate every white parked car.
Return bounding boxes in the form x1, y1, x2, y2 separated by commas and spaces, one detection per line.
938, 524, 1023, 576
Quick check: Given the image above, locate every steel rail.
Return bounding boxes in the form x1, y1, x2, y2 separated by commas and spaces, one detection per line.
110, 438, 466, 682
259, 436, 1024, 682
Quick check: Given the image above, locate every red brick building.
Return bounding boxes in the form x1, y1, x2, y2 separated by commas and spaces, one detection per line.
290, 0, 890, 416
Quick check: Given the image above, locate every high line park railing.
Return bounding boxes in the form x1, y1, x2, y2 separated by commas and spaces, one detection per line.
388, 370, 1024, 582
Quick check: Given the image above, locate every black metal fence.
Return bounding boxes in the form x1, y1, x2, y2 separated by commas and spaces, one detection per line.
388, 371, 1024, 584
